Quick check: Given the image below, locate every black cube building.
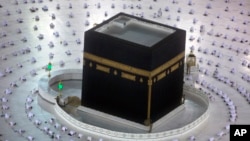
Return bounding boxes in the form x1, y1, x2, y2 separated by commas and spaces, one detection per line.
82, 13, 186, 125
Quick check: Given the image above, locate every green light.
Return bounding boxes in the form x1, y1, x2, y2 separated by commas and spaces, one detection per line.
58, 81, 63, 90
47, 62, 52, 71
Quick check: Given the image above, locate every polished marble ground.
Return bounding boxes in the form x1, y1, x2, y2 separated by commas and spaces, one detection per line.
1, 0, 250, 141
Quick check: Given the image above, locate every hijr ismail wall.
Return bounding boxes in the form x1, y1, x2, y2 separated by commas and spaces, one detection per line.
82, 13, 186, 125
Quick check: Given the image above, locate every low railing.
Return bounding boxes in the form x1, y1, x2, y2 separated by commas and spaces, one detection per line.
54, 102, 209, 141
39, 69, 210, 141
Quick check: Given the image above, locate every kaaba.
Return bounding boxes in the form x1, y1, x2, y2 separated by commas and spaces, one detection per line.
82, 13, 186, 125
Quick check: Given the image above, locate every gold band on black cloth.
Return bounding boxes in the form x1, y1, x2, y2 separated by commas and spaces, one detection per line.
96, 64, 110, 73
84, 51, 185, 79
84, 52, 184, 127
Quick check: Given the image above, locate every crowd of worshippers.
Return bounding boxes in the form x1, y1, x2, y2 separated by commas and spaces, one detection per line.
0, 87, 103, 141
1, 0, 250, 141
196, 66, 250, 104
1, 90, 91, 138
196, 78, 239, 123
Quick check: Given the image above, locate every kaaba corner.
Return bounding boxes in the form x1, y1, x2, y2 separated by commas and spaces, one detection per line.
82, 12, 186, 125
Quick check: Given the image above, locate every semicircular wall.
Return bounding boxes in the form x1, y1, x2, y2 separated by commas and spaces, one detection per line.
38, 69, 210, 141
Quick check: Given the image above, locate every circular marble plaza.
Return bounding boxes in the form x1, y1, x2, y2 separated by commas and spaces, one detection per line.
1, 0, 250, 141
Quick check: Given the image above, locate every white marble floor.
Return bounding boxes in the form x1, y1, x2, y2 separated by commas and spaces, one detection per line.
0, 0, 250, 141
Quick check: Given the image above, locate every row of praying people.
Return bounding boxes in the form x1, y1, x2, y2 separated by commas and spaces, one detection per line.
237, 85, 250, 99
1, 46, 30, 59
201, 42, 249, 57
26, 101, 61, 140
213, 69, 236, 88
23, 93, 105, 141
226, 98, 238, 122
206, 64, 250, 104
198, 41, 245, 58
197, 78, 238, 124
